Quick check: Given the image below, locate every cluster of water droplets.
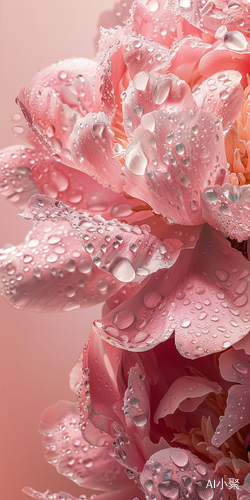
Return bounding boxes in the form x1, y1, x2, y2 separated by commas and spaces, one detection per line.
140, 448, 225, 499
123, 365, 149, 432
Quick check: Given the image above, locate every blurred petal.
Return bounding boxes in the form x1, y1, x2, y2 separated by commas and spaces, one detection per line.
212, 348, 250, 447
124, 108, 228, 224
23, 486, 145, 500
140, 448, 228, 499
23, 487, 80, 500
201, 183, 250, 241
0, 146, 38, 210
39, 399, 129, 490
154, 375, 221, 422
94, 224, 250, 357
0, 221, 121, 312
22, 195, 186, 282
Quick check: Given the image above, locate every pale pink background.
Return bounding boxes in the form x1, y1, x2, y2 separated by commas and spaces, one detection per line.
0, 1, 116, 498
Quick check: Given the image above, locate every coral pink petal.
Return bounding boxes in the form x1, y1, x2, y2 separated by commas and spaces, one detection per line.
201, 183, 250, 241
31, 57, 97, 114
16, 86, 80, 167
39, 399, 129, 490
124, 107, 228, 224
193, 70, 244, 131
94, 224, 250, 357
0, 220, 121, 312
70, 112, 124, 193
169, 37, 212, 86
0, 146, 38, 210
199, 44, 250, 89
124, 35, 171, 79
123, 72, 195, 137
22, 195, 186, 282
212, 348, 250, 447
154, 375, 221, 423
140, 447, 229, 499
124, 364, 150, 438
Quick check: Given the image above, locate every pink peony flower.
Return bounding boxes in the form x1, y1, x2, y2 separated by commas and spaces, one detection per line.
2, 0, 250, 499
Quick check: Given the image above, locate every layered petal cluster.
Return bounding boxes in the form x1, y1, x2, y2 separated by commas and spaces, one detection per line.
2, 0, 250, 499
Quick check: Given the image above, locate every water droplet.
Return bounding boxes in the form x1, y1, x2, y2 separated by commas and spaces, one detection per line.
48, 235, 61, 245
175, 143, 185, 155
158, 480, 180, 499
153, 79, 172, 105
113, 310, 135, 329
234, 294, 248, 307
64, 286, 75, 298
133, 71, 150, 91
79, 259, 92, 274
87, 196, 107, 213
147, 0, 159, 12
111, 259, 135, 282
64, 259, 76, 272
223, 31, 247, 51
46, 253, 58, 263
222, 341, 231, 349
68, 191, 83, 204
132, 413, 148, 426
133, 105, 143, 117
205, 190, 218, 202
181, 318, 191, 328
233, 361, 248, 374
180, 174, 189, 185
126, 143, 148, 175
143, 291, 162, 309
214, 269, 229, 282
194, 480, 214, 499
59, 71, 67, 80
195, 464, 207, 476
170, 450, 188, 467
97, 278, 108, 292
111, 203, 132, 218
33, 268, 42, 278
144, 479, 154, 490
181, 476, 192, 488
62, 300, 80, 311
199, 146, 210, 158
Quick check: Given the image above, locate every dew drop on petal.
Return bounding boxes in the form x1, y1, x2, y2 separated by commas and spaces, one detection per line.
113, 310, 135, 329
158, 480, 180, 499
194, 480, 214, 499
133, 71, 150, 91
131, 413, 148, 426
126, 143, 148, 175
170, 450, 188, 467
214, 269, 229, 282
111, 259, 135, 282
223, 31, 247, 51
143, 291, 162, 309
153, 79, 172, 105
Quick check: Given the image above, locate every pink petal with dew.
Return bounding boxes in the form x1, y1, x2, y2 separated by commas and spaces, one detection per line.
193, 69, 244, 132
70, 112, 124, 193
23, 486, 145, 500
212, 348, 250, 448
94, 39, 126, 122
234, 331, 250, 355
201, 183, 250, 241
140, 447, 229, 499
0, 146, 38, 210
94, 224, 250, 357
124, 364, 151, 439
69, 359, 82, 395
16, 86, 80, 168
31, 57, 97, 114
124, 108, 228, 225
169, 36, 212, 87
22, 195, 186, 282
11, 145, 142, 221
154, 375, 221, 423
199, 42, 250, 89
0, 220, 121, 312
95, 0, 134, 55
113, 424, 146, 474
39, 399, 129, 491
123, 72, 195, 137
123, 35, 171, 80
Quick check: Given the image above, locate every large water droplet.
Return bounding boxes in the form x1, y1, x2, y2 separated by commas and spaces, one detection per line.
158, 479, 180, 499
170, 450, 189, 467
133, 71, 150, 91
111, 259, 135, 282
194, 480, 214, 499
87, 196, 107, 213
48, 235, 61, 245
233, 361, 248, 374
153, 79, 172, 105
132, 413, 148, 426
126, 143, 148, 175
143, 291, 162, 309
147, 0, 159, 12
113, 310, 135, 329
223, 31, 247, 51
64, 259, 76, 272
79, 259, 93, 274
214, 269, 229, 282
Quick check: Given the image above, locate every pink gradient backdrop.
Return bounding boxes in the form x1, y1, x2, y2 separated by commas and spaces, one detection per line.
0, 1, 115, 498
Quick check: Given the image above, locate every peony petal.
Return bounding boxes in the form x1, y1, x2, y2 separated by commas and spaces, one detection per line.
23, 486, 145, 500
31, 57, 97, 115
93, 224, 250, 357
0, 220, 121, 312
212, 348, 250, 447
169, 36, 212, 87
124, 364, 150, 438
154, 375, 221, 423
140, 447, 228, 499
113, 424, 146, 474
70, 112, 124, 193
193, 70, 244, 132
69, 359, 82, 395
123, 72, 195, 137
201, 183, 250, 241
124, 107, 228, 224
234, 331, 250, 355
0, 146, 38, 210
22, 195, 186, 282
16, 86, 80, 167
39, 399, 129, 491
123, 35, 171, 79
